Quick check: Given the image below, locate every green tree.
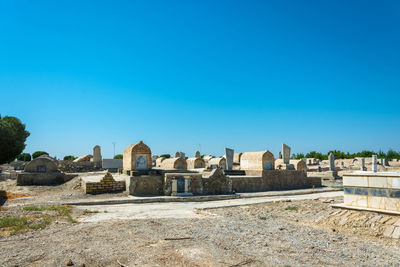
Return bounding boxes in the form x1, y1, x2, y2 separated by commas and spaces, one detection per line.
0, 115, 30, 164
160, 154, 171, 158
32, 151, 49, 159
386, 149, 400, 161
328, 150, 348, 159
354, 150, 375, 158
305, 151, 327, 161
17, 153, 31, 161
113, 154, 123, 159
63, 155, 76, 161
295, 153, 305, 159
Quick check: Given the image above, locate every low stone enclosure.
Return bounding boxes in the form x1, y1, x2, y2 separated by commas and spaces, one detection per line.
338, 171, 400, 213
126, 168, 232, 196
17, 156, 75, 186
124, 167, 320, 196
83, 172, 126, 194
229, 170, 321, 192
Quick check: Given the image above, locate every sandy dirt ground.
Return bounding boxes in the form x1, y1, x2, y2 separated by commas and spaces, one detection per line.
1, 177, 400, 266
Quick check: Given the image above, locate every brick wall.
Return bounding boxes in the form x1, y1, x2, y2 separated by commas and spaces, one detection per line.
84, 172, 126, 194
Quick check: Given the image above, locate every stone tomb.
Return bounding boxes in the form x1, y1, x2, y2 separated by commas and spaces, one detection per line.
186, 157, 206, 169
240, 150, 275, 170
163, 168, 232, 196
158, 157, 187, 170
17, 156, 74, 185
208, 157, 227, 169
123, 141, 152, 171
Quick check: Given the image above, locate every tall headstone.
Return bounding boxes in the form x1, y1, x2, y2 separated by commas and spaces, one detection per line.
380, 158, 384, 166
282, 144, 291, 164
175, 152, 180, 158
225, 148, 234, 171
292, 154, 295, 160
328, 153, 335, 171
372, 155, 377, 172
93, 145, 102, 163
278, 152, 282, 159
195, 151, 201, 159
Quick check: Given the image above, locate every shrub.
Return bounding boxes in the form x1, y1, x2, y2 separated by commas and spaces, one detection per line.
113, 154, 123, 159
63, 155, 76, 161
160, 154, 171, 158
32, 151, 48, 159
17, 153, 31, 161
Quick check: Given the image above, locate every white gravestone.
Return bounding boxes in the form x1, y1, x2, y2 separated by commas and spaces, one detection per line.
225, 148, 234, 170
282, 144, 291, 164
372, 155, 377, 172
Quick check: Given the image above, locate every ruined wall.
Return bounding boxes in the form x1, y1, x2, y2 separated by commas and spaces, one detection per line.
202, 169, 232, 195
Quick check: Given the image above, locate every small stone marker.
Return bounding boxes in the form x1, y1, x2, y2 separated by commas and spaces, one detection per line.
372, 155, 377, 172
93, 145, 102, 163
328, 153, 335, 171
175, 152, 185, 158
225, 148, 234, 170
278, 152, 282, 159
361, 158, 366, 171
195, 151, 201, 159
282, 144, 291, 164
292, 154, 295, 160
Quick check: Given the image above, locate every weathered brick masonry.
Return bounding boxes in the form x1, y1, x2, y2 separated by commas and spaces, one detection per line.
84, 172, 126, 194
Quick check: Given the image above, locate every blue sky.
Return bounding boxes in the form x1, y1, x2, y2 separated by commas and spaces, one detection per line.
1, 0, 399, 159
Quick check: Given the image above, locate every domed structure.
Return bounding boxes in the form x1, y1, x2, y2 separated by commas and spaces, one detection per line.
186, 157, 206, 169
123, 141, 152, 171
158, 157, 187, 170
24, 156, 59, 173
240, 150, 275, 170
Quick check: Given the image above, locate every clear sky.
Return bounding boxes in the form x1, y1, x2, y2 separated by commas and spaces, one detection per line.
1, 0, 399, 159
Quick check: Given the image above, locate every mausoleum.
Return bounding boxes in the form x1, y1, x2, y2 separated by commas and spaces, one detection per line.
158, 157, 187, 170
186, 157, 206, 169
123, 141, 152, 171
240, 150, 275, 170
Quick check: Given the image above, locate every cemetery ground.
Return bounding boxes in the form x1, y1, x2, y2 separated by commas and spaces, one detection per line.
1, 177, 400, 266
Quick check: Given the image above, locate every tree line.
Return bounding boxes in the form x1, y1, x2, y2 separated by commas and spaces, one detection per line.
295, 150, 400, 161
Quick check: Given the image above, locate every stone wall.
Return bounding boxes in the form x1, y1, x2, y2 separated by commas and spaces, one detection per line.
83, 172, 126, 194
57, 160, 101, 173
230, 170, 321, 192
127, 175, 163, 196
